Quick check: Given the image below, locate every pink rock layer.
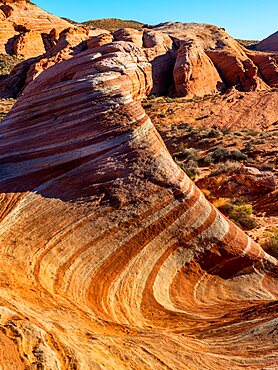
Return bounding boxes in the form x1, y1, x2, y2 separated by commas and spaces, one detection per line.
0, 0, 71, 56
0, 41, 277, 369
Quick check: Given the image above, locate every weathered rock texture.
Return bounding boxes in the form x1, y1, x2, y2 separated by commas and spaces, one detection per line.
0, 0, 71, 56
255, 30, 278, 51
0, 41, 277, 369
1, 8, 278, 101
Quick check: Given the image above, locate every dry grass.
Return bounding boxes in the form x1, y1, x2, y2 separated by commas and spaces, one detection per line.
0, 54, 23, 76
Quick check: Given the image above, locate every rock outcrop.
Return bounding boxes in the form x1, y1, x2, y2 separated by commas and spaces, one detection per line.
1, 8, 278, 101
0, 41, 277, 369
0, 0, 71, 56
173, 40, 223, 97
247, 50, 278, 87
255, 30, 278, 51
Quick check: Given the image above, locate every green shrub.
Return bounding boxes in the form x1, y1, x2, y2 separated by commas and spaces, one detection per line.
173, 146, 199, 161
204, 147, 248, 164
205, 128, 221, 138
262, 228, 278, 258
175, 159, 200, 180
229, 204, 258, 230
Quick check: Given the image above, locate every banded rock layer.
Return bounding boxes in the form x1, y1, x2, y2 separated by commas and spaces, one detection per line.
0, 41, 277, 369
0, 0, 71, 57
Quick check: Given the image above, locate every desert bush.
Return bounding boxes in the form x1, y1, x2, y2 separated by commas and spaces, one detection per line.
221, 127, 231, 135
260, 163, 274, 171
176, 159, 200, 180
204, 147, 248, 164
206, 128, 221, 138
229, 204, 258, 230
262, 228, 278, 258
174, 146, 199, 161
210, 161, 241, 176
246, 129, 259, 136
147, 94, 157, 100
243, 141, 254, 151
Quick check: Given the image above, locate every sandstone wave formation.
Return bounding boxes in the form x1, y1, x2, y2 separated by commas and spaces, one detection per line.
1, 0, 278, 106
0, 40, 277, 369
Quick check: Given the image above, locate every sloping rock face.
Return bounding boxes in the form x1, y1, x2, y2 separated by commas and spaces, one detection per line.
173, 40, 223, 97
1, 15, 278, 101
247, 50, 278, 87
0, 0, 71, 56
149, 23, 271, 95
0, 41, 277, 369
255, 30, 278, 51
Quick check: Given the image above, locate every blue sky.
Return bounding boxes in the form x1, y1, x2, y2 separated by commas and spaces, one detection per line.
33, 0, 277, 40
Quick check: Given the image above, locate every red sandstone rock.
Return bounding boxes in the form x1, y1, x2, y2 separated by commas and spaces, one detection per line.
0, 40, 277, 369
247, 51, 278, 87
255, 31, 278, 52
206, 49, 269, 91
197, 166, 276, 199
0, 0, 71, 55
173, 40, 224, 97
12, 30, 45, 58
113, 27, 143, 47
87, 33, 113, 49
142, 30, 175, 95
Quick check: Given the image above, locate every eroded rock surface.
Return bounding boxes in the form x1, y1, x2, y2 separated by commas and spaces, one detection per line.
0, 41, 277, 369
0, 0, 71, 56
255, 30, 278, 52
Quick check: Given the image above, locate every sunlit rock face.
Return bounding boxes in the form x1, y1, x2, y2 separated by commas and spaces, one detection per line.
1, 5, 278, 102
255, 30, 278, 52
0, 0, 71, 56
0, 41, 277, 369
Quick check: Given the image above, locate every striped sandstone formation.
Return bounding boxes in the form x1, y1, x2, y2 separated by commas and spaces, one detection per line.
0, 41, 277, 369
0, 0, 71, 56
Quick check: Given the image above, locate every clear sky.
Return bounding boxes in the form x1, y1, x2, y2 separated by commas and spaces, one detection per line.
33, 0, 277, 41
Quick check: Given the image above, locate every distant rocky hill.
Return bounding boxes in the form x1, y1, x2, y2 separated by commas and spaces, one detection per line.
255, 30, 278, 51
63, 17, 144, 31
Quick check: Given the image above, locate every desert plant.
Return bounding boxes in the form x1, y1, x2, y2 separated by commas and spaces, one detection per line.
229, 204, 258, 230
175, 159, 200, 180
262, 228, 278, 258
204, 147, 248, 164
206, 128, 221, 138
173, 147, 199, 161
210, 161, 241, 176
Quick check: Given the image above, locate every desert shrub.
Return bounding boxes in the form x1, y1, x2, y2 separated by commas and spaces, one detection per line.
234, 131, 243, 136
204, 147, 248, 164
262, 228, 278, 258
246, 130, 259, 136
243, 141, 254, 151
229, 149, 248, 160
260, 163, 274, 171
176, 159, 200, 180
206, 128, 220, 138
229, 204, 257, 230
147, 94, 157, 100
174, 146, 199, 161
218, 202, 257, 230
210, 161, 241, 176
221, 127, 231, 135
